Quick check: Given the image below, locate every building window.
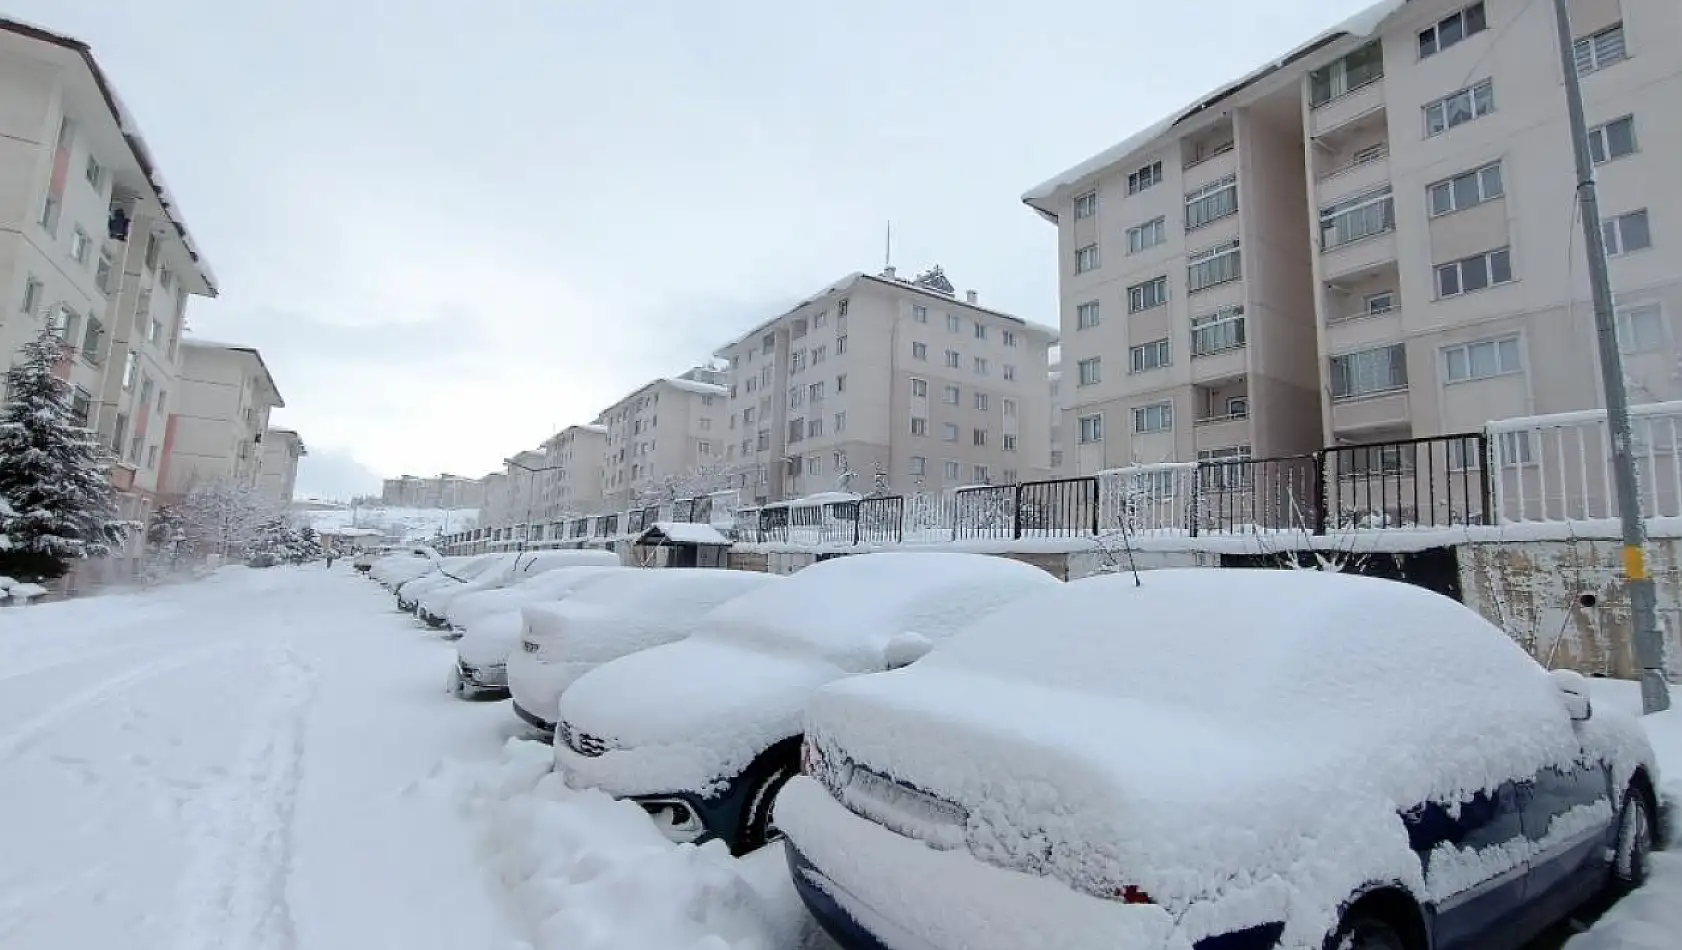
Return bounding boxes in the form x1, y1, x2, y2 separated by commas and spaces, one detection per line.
1418, 2, 1486, 58
1588, 115, 1637, 164
944, 460, 961, 481
1002, 398, 1017, 417
912, 341, 928, 360
1002, 330, 1018, 347
1425, 80, 1494, 136
1616, 303, 1666, 352
1077, 357, 1101, 387
146, 444, 159, 469
942, 384, 960, 405
813, 310, 828, 328
836, 373, 847, 392
1435, 247, 1513, 297
946, 313, 962, 333
1320, 187, 1394, 248
1309, 40, 1384, 107
1078, 414, 1104, 443
111, 413, 129, 454
1003, 364, 1016, 381
1574, 23, 1626, 76
1132, 402, 1173, 434
836, 335, 847, 354
1130, 338, 1171, 373
1443, 337, 1522, 383
973, 429, 988, 447
1191, 306, 1246, 356
121, 350, 138, 390
1128, 276, 1168, 313
20, 275, 43, 316
1051, 450, 1064, 468
1003, 434, 1017, 453
838, 299, 849, 317
1428, 162, 1503, 217
974, 357, 989, 376
1128, 216, 1167, 253
762, 333, 775, 354
834, 411, 847, 433
913, 305, 927, 323
757, 429, 770, 450
70, 228, 92, 264
80, 317, 103, 363
38, 194, 60, 236
942, 423, 959, 443
1127, 161, 1163, 194
699, 440, 713, 456
809, 381, 825, 402
96, 252, 115, 295
788, 419, 804, 443
808, 417, 823, 438
1185, 176, 1238, 231
974, 392, 989, 411
911, 417, 927, 436
1076, 301, 1101, 329
1074, 244, 1100, 274
1330, 343, 1408, 399
974, 465, 989, 483
68, 388, 92, 428
1187, 240, 1241, 293
85, 154, 104, 189
1603, 210, 1652, 257
945, 349, 961, 368
909, 456, 926, 476
912, 378, 928, 398
139, 375, 155, 407
1074, 191, 1097, 218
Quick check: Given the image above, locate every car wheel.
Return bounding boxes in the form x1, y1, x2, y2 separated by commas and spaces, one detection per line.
736, 746, 799, 855
1327, 913, 1409, 950
1613, 783, 1655, 891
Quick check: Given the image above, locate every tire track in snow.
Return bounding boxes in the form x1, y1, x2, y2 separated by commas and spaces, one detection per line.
171, 642, 318, 950
0, 643, 239, 763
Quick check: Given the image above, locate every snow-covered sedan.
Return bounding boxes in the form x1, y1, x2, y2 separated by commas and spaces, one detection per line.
552, 552, 1062, 856
441, 550, 621, 634
507, 567, 783, 731
396, 555, 500, 612
372, 549, 443, 589
780, 568, 1663, 950
449, 565, 632, 698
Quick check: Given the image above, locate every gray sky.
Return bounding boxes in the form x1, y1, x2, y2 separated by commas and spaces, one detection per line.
18, 0, 1376, 499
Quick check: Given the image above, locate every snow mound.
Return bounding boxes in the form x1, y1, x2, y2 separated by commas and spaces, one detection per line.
444, 738, 804, 950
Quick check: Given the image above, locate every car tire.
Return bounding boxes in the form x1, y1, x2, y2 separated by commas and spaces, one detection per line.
1326, 912, 1410, 950
1612, 782, 1656, 892
735, 741, 800, 856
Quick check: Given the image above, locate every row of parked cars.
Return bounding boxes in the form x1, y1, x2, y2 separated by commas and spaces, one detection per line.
362, 547, 1664, 950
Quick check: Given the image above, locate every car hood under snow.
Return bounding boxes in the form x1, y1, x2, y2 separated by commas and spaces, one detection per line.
556, 637, 846, 796
456, 610, 524, 668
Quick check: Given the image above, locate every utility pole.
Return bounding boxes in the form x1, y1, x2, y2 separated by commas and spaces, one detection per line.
1551, 0, 1668, 713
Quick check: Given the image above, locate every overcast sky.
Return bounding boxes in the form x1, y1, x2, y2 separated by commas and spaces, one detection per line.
17, 0, 1377, 499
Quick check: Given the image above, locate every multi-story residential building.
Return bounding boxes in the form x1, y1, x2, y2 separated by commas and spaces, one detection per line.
534, 424, 606, 521
598, 366, 728, 507
1048, 347, 1066, 474
478, 472, 510, 528
256, 427, 306, 505
159, 341, 284, 497
716, 267, 1058, 503
0, 18, 217, 547
1025, 0, 1682, 476
500, 448, 547, 531
380, 474, 485, 509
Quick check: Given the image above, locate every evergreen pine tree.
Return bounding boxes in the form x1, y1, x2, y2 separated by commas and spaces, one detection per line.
0, 327, 127, 581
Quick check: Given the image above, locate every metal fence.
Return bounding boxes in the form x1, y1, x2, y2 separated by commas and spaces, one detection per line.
1487, 400, 1682, 523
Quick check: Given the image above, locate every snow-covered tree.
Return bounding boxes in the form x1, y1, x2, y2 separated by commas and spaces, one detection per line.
0, 326, 128, 581
178, 478, 277, 558
866, 461, 891, 498
632, 460, 733, 508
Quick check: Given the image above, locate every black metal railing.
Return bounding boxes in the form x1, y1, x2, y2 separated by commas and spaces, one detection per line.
856, 496, 904, 545
951, 485, 1018, 539
1014, 478, 1100, 538
1322, 433, 1491, 529
1195, 454, 1319, 535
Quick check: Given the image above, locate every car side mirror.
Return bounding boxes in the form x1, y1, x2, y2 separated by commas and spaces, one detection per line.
1550, 669, 1593, 722
883, 631, 934, 670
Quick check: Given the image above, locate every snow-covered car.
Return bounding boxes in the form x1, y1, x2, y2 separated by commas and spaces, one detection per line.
507, 568, 784, 730
418, 551, 618, 629
552, 552, 1062, 855
352, 546, 395, 573
780, 568, 1663, 950
396, 555, 500, 612
441, 550, 622, 633
449, 565, 632, 698
371, 549, 441, 588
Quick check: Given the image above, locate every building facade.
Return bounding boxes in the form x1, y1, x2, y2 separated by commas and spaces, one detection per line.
1024, 0, 1681, 475
0, 18, 218, 551
716, 268, 1058, 504
256, 427, 305, 505
534, 424, 606, 522
159, 341, 284, 497
597, 366, 728, 508
379, 474, 485, 509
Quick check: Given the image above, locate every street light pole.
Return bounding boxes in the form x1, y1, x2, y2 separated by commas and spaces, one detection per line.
1550, 0, 1668, 713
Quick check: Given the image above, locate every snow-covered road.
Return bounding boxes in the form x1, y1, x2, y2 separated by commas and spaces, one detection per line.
0, 565, 522, 950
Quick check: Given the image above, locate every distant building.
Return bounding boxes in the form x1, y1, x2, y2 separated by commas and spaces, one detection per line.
597, 366, 729, 508
256, 428, 306, 505
160, 341, 283, 497
379, 474, 485, 509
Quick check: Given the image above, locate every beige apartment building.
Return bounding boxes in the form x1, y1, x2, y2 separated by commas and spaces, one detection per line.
160, 341, 284, 497
0, 18, 217, 545
1025, 0, 1681, 476
597, 366, 728, 508
380, 474, 485, 509
715, 268, 1057, 503
533, 423, 606, 521
256, 427, 306, 504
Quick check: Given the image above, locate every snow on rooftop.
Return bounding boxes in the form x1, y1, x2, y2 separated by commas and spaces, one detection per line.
639, 521, 731, 545
661, 376, 728, 397
1020, 0, 1410, 207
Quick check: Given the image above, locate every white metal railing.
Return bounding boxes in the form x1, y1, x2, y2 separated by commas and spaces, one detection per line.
1487, 401, 1682, 524
1096, 463, 1199, 536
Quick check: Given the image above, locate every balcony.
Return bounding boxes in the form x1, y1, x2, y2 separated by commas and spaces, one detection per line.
1194, 377, 1250, 446
1308, 41, 1386, 139
1319, 187, 1396, 282
1330, 386, 1411, 432
1323, 262, 1403, 347
1314, 106, 1389, 200
1181, 118, 1237, 190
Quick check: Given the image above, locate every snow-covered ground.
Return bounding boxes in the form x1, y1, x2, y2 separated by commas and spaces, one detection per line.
0, 565, 1675, 950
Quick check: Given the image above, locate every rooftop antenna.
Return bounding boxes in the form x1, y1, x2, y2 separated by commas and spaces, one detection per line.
884, 221, 892, 274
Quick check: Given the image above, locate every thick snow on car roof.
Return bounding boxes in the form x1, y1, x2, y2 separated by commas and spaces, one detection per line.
695, 552, 1060, 671
522, 568, 783, 650
510, 550, 620, 574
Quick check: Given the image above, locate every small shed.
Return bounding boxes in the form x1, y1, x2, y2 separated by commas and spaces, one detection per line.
634, 521, 731, 568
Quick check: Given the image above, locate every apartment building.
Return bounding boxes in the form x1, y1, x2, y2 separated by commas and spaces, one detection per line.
380, 474, 485, 509
1025, 0, 1682, 476
715, 268, 1057, 503
0, 18, 217, 539
597, 366, 728, 507
159, 341, 284, 497
256, 427, 305, 504
1049, 348, 1066, 473
533, 424, 606, 521
478, 471, 510, 528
